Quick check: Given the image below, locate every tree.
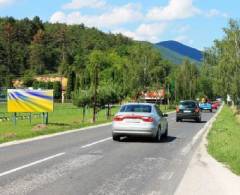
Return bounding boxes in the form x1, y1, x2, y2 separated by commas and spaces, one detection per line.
88, 50, 108, 122
175, 59, 199, 100
73, 90, 91, 122
204, 19, 240, 103
29, 29, 45, 74
66, 71, 76, 99
98, 83, 119, 119
53, 81, 62, 99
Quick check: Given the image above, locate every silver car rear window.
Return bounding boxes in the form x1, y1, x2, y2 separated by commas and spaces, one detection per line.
120, 105, 152, 113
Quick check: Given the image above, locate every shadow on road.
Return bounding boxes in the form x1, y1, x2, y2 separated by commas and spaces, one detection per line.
180, 120, 207, 124
120, 136, 177, 143
160, 136, 177, 143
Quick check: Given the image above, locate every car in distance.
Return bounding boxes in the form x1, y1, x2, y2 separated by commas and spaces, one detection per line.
211, 101, 219, 110
176, 100, 201, 122
199, 102, 212, 112
112, 103, 168, 142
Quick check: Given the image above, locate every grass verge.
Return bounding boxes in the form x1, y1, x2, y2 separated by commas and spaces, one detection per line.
207, 105, 240, 175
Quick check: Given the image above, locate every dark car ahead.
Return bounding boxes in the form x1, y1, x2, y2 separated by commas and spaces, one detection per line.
176, 100, 201, 122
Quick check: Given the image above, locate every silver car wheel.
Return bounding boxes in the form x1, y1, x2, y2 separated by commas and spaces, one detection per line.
156, 127, 161, 142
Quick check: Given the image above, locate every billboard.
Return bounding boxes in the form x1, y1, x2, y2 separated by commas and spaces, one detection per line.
7, 89, 54, 113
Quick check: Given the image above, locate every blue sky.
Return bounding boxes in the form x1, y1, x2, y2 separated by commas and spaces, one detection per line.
0, 0, 239, 50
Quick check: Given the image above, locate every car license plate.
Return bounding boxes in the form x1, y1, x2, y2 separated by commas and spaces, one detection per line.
125, 119, 141, 123
184, 110, 191, 113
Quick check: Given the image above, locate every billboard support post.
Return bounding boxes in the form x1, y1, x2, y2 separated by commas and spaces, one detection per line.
42, 112, 48, 125
45, 112, 48, 125
13, 112, 16, 126
29, 113, 32, 124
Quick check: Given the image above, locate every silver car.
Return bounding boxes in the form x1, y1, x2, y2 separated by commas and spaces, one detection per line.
112, 103, 168, 141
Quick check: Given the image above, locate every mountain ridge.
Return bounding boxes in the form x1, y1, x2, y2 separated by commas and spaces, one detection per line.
155, 40, 203, 65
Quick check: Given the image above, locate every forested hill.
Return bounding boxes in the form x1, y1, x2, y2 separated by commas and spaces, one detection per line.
155, 44, 201, 65
156, 40, 203, 63
0, 16, 172, 98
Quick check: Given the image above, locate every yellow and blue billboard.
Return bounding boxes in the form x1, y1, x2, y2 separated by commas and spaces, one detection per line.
7, 89, 54, 113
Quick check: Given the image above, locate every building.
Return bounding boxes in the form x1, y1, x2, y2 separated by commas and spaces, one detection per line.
140, 89, 166, 104
13, 75, 68, 91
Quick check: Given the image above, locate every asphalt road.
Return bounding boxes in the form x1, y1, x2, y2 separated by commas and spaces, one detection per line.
0, 111, 215, 195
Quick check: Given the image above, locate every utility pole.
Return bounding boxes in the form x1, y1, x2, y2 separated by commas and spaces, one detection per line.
143, 55, 147, 92
93, 64, 98, 123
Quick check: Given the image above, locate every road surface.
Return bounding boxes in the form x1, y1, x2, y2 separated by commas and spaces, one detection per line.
0, 112, 215, 195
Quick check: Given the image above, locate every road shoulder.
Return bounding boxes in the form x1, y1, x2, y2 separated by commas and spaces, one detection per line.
175, 106, 240, 195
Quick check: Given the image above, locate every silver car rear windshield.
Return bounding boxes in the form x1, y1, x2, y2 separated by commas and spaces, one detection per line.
120, 105, 152, 113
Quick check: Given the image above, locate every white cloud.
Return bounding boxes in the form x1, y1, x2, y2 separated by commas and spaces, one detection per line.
50, 12, 67, 23
178, 25, 190, 34
206, 9, 229, 18
0, 0, 15, 7
62, 0, 106, 10
50, 4, 143, 28
99, 4, 143, 27
114, 23, 167, 43
174, 35, 193, 45
175, 35, 188, 42
147, 0, 200, 21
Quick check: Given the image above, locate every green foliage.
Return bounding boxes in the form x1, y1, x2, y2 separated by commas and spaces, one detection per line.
173, 59, 199, 100
32, 81, 53, 90
73, 90, 92, 107
66, 71, 76, 99
53, 81, 61, 99
22, 70, 35, 87
204, 19, 240, 102
98, 83, 119, 106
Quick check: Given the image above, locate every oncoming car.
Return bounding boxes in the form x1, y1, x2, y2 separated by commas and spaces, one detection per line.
112, 103, 168, 141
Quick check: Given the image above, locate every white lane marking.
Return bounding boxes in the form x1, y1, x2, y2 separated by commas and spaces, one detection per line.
81, 137, 112, 149
181, 129, 205, 156
181, 123, 210, 156
159, 171, 174, 180
0, 152, 65, 177
181, 143, 193, 156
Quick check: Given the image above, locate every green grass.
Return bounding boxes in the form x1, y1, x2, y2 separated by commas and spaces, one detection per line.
159, 104, 176, 113
0, 103, 119, 144
207, 105, 240, 175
